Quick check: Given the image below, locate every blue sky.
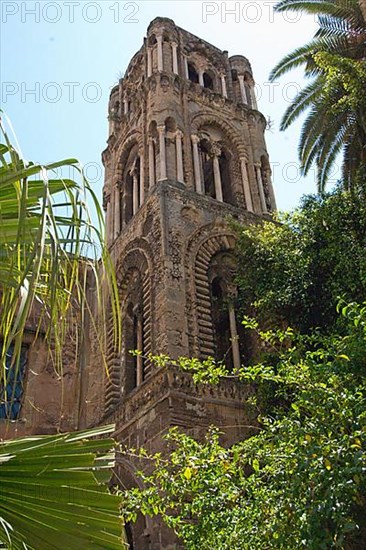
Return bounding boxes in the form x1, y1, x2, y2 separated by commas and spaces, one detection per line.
1, 1, 341, 214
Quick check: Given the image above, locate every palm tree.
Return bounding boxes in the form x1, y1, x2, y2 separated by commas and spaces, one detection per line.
0, 115, 124, 547
270, 0, 366, 193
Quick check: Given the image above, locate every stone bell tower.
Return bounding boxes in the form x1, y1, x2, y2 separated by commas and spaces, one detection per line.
91, 16, 276, 549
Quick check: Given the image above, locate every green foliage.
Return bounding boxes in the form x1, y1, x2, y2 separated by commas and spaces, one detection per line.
0, 114, 121, 396
121, 304, 366, 549
271, 0, 366, 192
0, 117, 124, 548
0, 425, 127, 549
235, 189, 366, 332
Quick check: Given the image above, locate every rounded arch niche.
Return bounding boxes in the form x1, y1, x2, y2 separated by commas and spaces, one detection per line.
185, 229, 254, 369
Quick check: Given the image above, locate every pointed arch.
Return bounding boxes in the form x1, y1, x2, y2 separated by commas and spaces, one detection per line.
191, 113, 247, 158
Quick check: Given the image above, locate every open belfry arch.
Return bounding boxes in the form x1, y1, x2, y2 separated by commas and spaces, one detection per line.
94, 17, 277, 548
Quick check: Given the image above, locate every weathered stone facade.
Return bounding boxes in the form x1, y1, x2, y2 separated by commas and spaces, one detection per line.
1, 18, 276, 549
94, 18, 276, 548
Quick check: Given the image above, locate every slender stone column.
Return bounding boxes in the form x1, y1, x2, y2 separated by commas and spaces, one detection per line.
132, 169, 139, 215
265, 168, 277, 211
148, 137, 155, 188
212, 144, 223, 202
171, 42, 179, 74
221, 74, 228, 98
139, 153, 145, 205
183, 55, 189, 79
228, 306, 241, 372
256, 164, 267, 213
176, 130, 184, 183
198, 70, 204, 87
136, 317, 143, 386
191, 135, 203, 194
123, 97, 128, 115
118, 83, 123, 116
157, 35, 163, 72
106, 199, 112, 246
147, 47, 152, 77
238, 75, 248, 104
250, 86, 258, 110
240, 157, 253, 212
158, 125, 167, 181
113, 184, 120, 239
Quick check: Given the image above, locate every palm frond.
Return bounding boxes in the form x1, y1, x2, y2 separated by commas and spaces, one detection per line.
0, 115, 121, 420
275, 0, 361, 22
270, 41, 322, 80
280, 77, 324, 129
0, 425, 127, 549
271, 0, 366, 192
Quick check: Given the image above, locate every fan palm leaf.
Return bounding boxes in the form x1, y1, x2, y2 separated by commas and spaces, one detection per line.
0, 425, 127, 549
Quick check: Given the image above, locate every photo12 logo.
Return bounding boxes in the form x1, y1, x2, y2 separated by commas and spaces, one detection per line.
202, 1, 308, 23
1, 81, 103, 104
1, 1, 140, 24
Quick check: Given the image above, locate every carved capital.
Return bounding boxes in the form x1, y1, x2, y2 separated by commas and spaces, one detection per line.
210, 142, 222, 157
226, 283, 238, 301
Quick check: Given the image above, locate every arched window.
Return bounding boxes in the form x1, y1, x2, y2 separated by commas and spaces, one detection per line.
122, 266, 145, 395
231, 69, 238, 81
148, 34, 158, 73
206, 251, 255, 370
198, 137, 235, 205
188, 63, 199, 83
124, 156, 140, 225
122, 145, 143, 225
203, 71, 214, 90
208, 253, 239, 371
